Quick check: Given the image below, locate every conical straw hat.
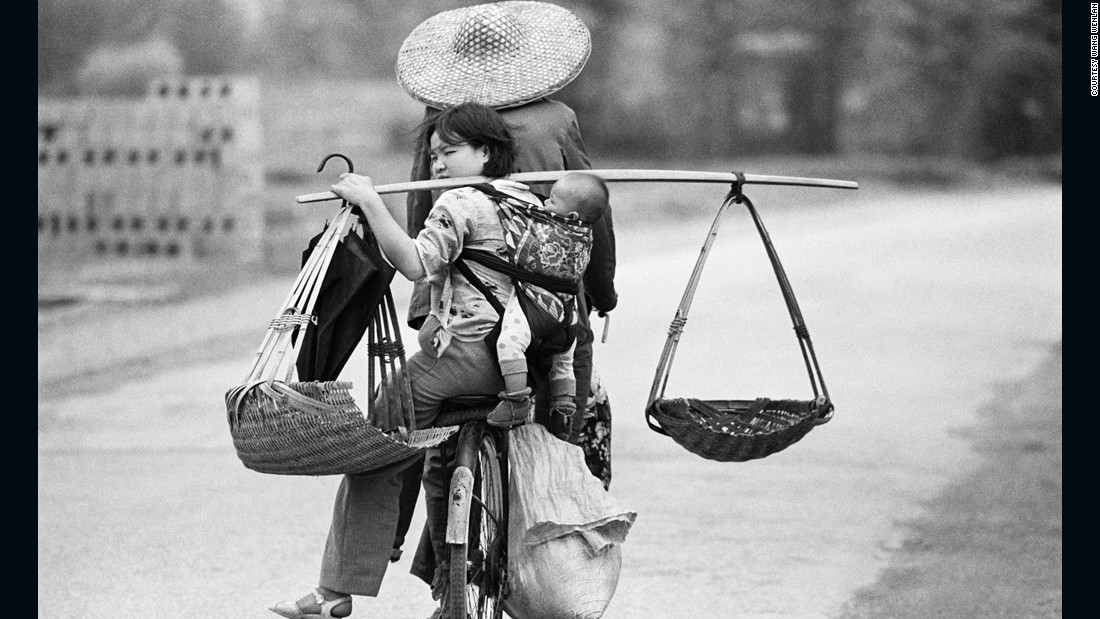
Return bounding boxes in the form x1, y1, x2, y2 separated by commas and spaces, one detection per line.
396, 1, 591, 110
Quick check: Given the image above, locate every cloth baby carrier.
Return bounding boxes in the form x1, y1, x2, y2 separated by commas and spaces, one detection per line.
452, 183, 592, 363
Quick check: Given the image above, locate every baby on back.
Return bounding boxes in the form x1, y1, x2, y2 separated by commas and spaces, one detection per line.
488, 172, 609, 437
543, 171, 609, 224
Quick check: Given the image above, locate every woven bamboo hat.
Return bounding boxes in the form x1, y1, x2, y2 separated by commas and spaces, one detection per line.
396, 1, 591, 110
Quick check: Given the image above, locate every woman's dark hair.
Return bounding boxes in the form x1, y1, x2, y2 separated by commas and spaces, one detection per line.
419, 102, 516, 178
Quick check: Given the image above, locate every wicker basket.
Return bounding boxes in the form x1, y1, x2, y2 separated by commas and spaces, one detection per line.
227, 380, 455, 476
645, 183, 833, 462
225, 204, 456, 476
645, 397, 828, 463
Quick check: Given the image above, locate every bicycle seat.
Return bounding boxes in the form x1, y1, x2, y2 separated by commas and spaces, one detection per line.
433, 394, 499, 427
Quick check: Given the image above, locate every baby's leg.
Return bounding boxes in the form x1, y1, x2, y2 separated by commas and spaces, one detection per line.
488, 294, 534, 428
548, 341, 578, 440
497, 293, 532, 394
549, 340, 577, 402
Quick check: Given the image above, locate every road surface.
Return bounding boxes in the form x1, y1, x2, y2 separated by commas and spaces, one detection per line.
38, 182, 1061, 618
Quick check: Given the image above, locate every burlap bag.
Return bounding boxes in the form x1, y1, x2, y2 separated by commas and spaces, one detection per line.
504, 424, 636, 619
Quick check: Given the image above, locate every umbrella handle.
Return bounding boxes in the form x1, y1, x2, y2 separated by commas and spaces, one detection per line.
317, 153, 356, 210
317, 153, 354, 174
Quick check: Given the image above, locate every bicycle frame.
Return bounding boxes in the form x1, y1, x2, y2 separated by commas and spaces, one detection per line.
445, 422, 509, 545
434, 400, 511, 619
445, 462, 475, 545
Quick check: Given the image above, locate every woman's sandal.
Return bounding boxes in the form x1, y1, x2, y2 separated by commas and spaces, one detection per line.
269, 588, 352, 619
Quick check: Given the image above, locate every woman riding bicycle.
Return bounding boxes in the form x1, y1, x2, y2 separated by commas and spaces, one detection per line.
271, 102, 543, 619
398, 2, 619, 589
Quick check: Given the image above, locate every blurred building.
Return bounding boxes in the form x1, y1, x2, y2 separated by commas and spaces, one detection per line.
37, 77, 264, 266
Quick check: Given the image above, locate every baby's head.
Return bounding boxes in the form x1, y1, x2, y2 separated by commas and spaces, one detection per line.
544, 172, 609, 224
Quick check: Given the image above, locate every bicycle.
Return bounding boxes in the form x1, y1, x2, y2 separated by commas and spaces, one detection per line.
431, 394, 513, 619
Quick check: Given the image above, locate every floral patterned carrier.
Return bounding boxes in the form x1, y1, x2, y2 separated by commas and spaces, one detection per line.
469, 183, 592, 320
473, 183, 592, 283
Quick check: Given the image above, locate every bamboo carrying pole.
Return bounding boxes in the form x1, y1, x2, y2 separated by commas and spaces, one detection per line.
295, 169, 859, 203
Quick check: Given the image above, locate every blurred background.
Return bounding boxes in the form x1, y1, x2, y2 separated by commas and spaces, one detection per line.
38, 3, 1062, 616
38, 0, 1062, 296
39, 0, 1063, 161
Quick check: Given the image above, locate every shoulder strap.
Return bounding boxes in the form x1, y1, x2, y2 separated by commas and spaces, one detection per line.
469, 183, 541, 210
470, 183, 575, 226
453, 258, 506, 315
459, 248, 579, 296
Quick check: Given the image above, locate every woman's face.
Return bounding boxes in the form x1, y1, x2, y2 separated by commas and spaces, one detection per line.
429, 132, 489, 179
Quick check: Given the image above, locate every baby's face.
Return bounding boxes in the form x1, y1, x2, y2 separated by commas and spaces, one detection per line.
544, 182, 578, 218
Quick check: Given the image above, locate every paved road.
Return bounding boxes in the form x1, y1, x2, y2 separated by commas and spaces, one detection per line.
38, 182, 1061, 618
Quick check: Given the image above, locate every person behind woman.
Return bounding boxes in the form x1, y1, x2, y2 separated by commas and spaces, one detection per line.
392, 1, 620, 592
270, 101, 536, 619
399, 1, 618, 437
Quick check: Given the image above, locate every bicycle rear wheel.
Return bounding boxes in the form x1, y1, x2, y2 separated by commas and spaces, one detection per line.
447, 422, 507, 619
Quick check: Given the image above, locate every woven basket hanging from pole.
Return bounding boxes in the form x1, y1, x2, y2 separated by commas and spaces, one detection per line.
224, 205, 457, 476
645, 175, 834, 462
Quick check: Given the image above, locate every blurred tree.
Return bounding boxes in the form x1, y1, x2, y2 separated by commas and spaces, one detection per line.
878, 0, 1061, 157
39, 0, 114, 95
802, 0, 857, 154
654, 0, 744, 158
253, 0, 354, 77
973, 0, 1062, 158
165, 0, 247, 76
39, 0, 1060, 159
553, 0, 631, 157
344, 0, 465, 78
39, 0, 245, 95
248, 0, 472, 79
639, 0, 863, 157
741, 0, 860, 154
76, 37, 184, 97
568, 0, 863, 158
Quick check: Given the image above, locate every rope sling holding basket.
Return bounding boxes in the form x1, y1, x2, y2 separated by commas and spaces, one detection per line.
224, 196, 457, 477
645, 173, 834, 462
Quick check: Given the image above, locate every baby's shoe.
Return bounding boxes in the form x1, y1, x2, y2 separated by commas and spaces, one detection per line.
487, 388, 532, 428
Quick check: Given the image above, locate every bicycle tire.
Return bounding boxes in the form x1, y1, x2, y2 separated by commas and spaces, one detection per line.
447, 422, 507, 619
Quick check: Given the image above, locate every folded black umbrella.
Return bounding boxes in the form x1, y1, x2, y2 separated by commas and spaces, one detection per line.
295, 220, 397, 382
